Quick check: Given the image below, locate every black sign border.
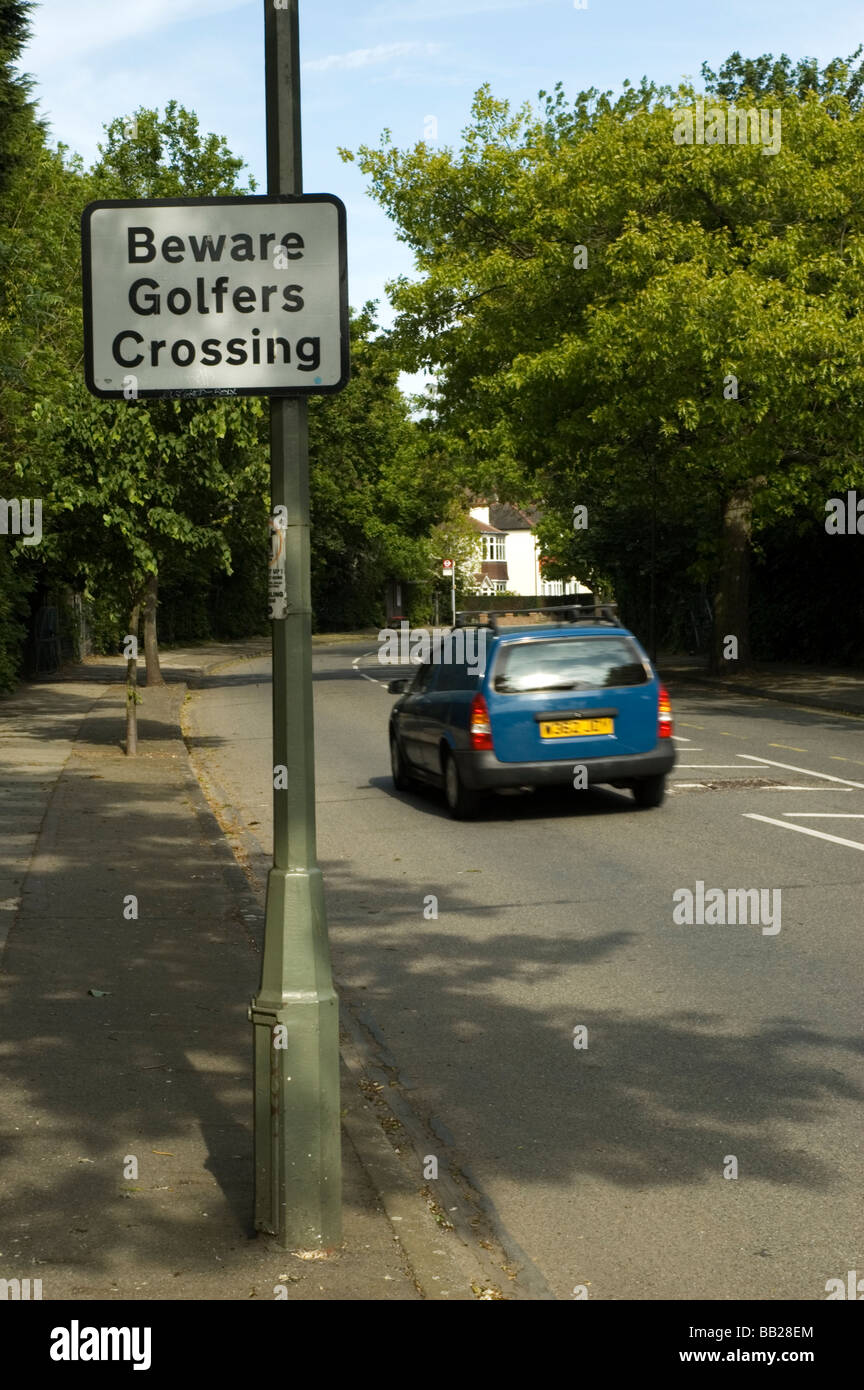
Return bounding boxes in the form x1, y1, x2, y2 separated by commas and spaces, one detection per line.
81, 194, 350, 399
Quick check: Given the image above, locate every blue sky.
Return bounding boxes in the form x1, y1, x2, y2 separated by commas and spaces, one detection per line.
20, 0, 864, 350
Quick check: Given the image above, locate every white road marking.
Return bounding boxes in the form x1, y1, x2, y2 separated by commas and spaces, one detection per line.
737, 753, 864, 790
672, 782, 707, 788
353, 652, 387, 686
762, 786, 854, 791
674, 764, 752, 769
743, 814, 864, 852
782, 813, 864, 818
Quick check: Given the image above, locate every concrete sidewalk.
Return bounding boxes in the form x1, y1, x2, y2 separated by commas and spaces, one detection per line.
0, 646, 479, 1301
660, 655, 864, 718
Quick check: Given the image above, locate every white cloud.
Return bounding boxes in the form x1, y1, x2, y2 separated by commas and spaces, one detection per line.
303, 41, 443, 73
26, 0, 251, 66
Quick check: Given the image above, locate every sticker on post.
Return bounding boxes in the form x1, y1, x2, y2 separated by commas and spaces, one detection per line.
268, 506, 288, 619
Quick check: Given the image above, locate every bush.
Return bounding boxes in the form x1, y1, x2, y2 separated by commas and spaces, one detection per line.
0, 543, 34, 692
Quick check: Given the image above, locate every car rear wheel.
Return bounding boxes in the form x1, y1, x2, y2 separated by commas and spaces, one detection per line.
632, 773, 666, 808
390, 732, 411, 791
444, 752, 479, 820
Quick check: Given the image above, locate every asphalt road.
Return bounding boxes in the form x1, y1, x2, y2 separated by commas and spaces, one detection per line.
184, 643, 864, 1300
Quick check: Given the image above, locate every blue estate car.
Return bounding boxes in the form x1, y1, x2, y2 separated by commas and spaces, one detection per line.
387, 605, 676, 819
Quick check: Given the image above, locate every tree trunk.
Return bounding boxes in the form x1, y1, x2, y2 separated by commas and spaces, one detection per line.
142, 572, 165, 686
125, 602, 140, 757
711, 486, 754, 674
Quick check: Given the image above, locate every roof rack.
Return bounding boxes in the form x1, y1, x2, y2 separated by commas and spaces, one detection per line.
454, 603, 620, 633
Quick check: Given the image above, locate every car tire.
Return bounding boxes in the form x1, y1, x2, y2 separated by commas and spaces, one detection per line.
390, 731, 411, 791
632, 773, 666, 808
443, 751, 479, 820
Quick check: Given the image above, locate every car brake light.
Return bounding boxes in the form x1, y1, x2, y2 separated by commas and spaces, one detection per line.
658, 685, 673, 738
470, 693, 493, 751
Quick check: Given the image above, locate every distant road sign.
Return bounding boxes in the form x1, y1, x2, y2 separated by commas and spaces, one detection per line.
81, 195, 349, 399
442, 558, 454, 575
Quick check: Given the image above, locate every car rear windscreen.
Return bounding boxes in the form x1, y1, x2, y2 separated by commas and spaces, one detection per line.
492, 636, 650, 693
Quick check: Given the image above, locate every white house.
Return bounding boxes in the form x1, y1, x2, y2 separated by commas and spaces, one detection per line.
467, 503, 590, 598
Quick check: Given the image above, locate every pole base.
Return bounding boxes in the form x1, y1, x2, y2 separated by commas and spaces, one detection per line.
250, 866, 341, 1248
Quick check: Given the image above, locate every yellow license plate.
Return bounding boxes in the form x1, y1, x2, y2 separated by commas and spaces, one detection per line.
539, 718, 614, 738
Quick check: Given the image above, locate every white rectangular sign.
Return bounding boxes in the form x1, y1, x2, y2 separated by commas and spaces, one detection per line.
81, 195, 349, 398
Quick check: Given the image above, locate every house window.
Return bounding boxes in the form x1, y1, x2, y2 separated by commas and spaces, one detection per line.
483, 535, 505, 561
494, 581, 507, 592
542, 579, 564, 596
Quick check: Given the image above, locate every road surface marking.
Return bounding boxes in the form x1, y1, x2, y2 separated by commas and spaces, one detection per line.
352, 653, 386, 686
737, 753, 864, 790
782, 813, 864, 818
743, 814, 864, 852
675, 764, 754, 769
763, 785, 854, 791
769, 742, 807, 752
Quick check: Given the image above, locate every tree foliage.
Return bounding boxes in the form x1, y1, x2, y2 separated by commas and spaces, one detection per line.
0, 0, 62, 688
27, 104, 267, 677
309, 304, 464, 628
345, 50, 864, 666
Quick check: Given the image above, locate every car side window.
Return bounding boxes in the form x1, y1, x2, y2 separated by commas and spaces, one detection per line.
435, 661, 479, 692
410, 663, 433, 694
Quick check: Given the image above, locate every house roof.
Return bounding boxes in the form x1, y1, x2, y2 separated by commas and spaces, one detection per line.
488, 502, 541, 531
468, 516, 506, 535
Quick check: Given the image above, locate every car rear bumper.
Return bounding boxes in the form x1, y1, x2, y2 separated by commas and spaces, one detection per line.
456, 741, 677, 791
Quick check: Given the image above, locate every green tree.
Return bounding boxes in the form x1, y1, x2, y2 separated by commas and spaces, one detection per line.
33, 387, 267, 668
309, 305, 463, 628
33, 103, 265, 684
0, 0, 41, 198
0, 0, 68, 690
701, 46, 864, 109
426, 501, 484, 618
344, 55, 864, 669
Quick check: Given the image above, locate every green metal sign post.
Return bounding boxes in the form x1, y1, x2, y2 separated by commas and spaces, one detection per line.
248, 0, 342, 1249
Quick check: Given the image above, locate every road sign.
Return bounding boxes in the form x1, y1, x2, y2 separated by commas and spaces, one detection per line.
443, 557, 456, 624
81, 195, 349, 399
